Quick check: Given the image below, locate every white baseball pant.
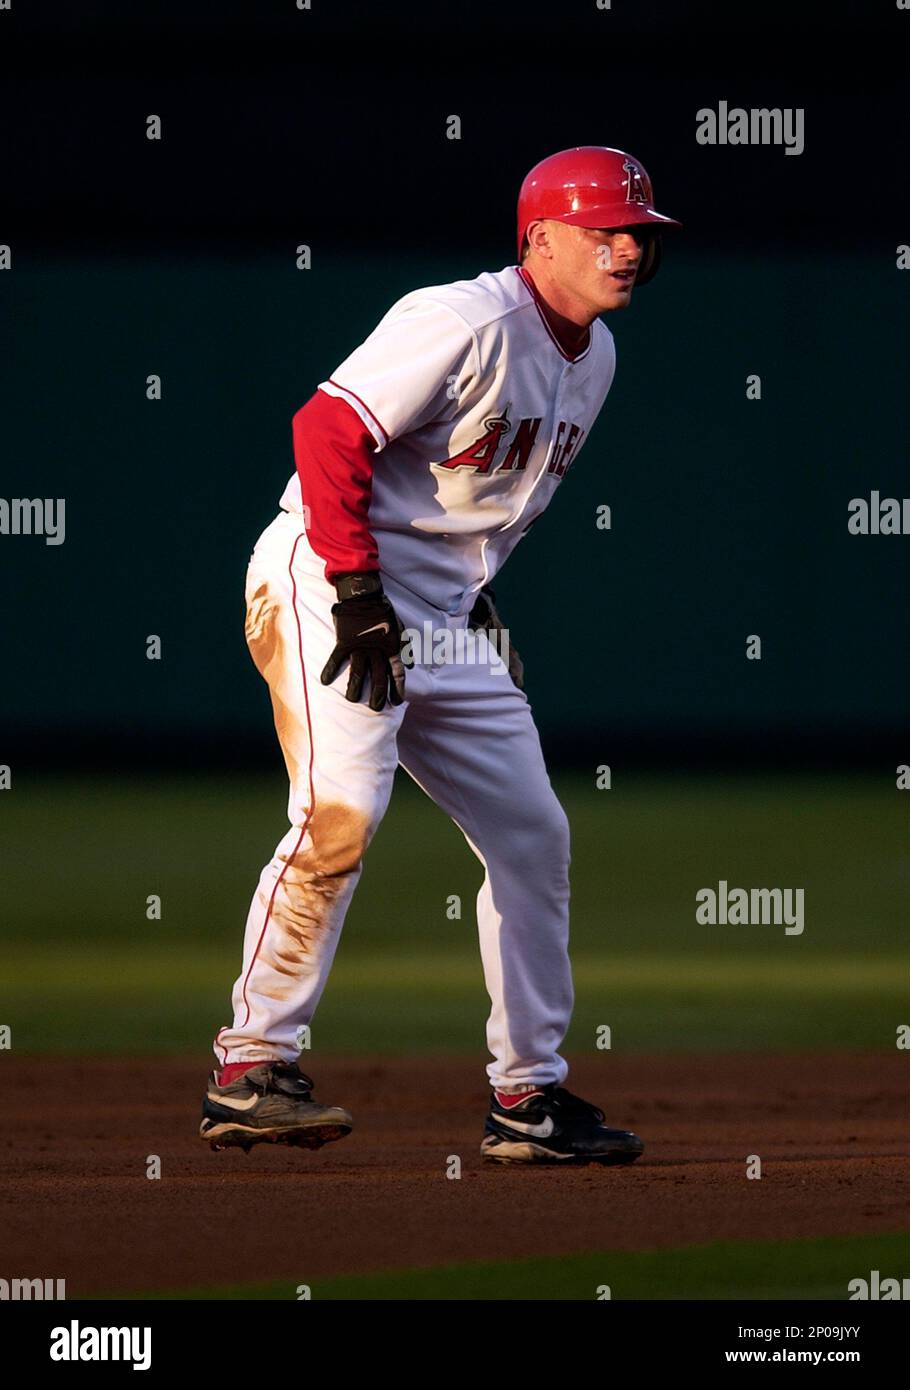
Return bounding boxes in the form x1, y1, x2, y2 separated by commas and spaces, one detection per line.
214, 510, 573, 1089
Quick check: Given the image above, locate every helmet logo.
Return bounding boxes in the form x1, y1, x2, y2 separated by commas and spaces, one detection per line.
623, 159, 648, 205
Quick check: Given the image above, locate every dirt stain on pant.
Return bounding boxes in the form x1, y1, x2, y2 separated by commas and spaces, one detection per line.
257, 802, 372, 993
245, 581, 283, 672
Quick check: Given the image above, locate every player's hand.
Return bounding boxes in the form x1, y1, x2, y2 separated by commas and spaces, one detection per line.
468, 586, 525, 690
321, 580, 406, 712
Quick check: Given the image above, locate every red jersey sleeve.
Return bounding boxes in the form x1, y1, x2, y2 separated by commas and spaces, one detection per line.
292, 389, 380, 581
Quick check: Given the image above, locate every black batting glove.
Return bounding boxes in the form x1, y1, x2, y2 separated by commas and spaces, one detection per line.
468, 585, 526, 690
321, 573, 406, 712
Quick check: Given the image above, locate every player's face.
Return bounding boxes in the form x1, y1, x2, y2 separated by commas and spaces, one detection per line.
550, 223, 649, 313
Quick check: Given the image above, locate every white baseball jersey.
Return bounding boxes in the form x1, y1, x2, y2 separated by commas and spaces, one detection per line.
279, 265, 616, 615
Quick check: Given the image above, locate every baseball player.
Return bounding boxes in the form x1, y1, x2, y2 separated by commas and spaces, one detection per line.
201, 146, 679, 1164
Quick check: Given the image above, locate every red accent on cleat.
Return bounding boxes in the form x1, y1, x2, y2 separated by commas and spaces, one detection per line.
495, 1088, 545, 1108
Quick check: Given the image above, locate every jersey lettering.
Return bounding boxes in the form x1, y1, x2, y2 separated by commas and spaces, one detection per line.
548, 422, 584, 477
439, 414, 582, 479
500, 417, 542, 472
437, 414, 510, 473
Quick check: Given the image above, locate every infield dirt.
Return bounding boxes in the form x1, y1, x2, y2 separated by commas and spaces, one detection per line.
2, 1052, 908, 1296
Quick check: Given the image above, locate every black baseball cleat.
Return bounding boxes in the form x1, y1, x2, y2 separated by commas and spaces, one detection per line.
199, 1061, 353, 1153
481, 1084, 644, 1165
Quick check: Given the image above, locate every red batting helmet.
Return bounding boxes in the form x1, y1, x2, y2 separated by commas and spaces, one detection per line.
516, 146, 681, 284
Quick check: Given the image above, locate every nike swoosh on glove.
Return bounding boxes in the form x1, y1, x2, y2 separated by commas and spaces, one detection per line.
468, 586, 525, 690
321, 590, 406, 712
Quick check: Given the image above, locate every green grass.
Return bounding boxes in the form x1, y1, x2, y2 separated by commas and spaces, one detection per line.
2, 772, 908, 1053
2, 944, 906, 1054
100, 1231, 910, 1301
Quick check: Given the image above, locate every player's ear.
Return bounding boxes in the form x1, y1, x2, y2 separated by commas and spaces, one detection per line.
525, 219, 554, 259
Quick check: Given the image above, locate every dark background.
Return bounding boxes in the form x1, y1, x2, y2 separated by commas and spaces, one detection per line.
2, 0, 908, 770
